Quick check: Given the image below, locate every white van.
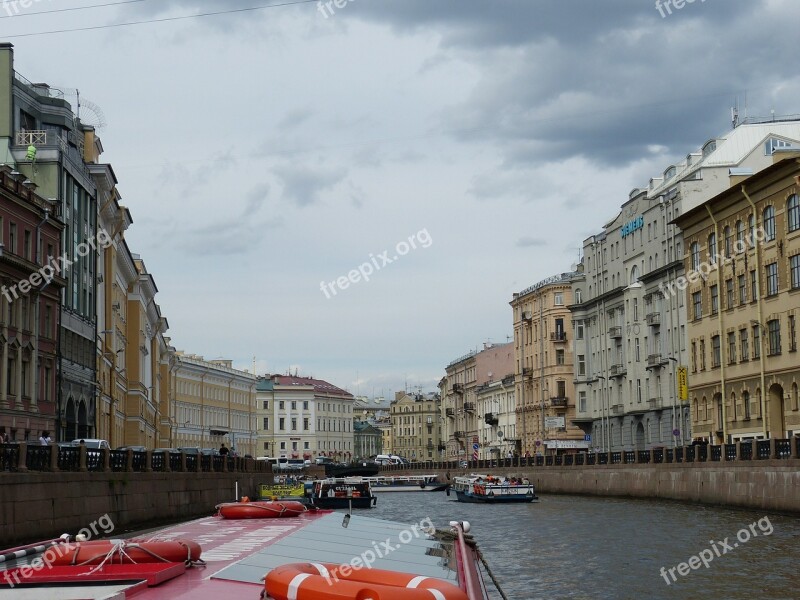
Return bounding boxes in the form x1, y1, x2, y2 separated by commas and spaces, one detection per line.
375, 454, 404, 465
72, 439, 110, 450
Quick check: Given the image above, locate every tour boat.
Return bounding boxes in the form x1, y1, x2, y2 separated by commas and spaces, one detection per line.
364, 474, 445, 492
307, 477, 377, 508
452, 474, 538, 503
0, 508, 493, 599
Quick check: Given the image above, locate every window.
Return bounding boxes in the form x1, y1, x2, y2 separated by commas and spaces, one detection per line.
743, 391, 751, 420
790, 315, 797, 352
700, 339, 706, 370
556, 349, 565, 365
692, 292, 702, 320
724, 226, 732, 257
635, 338, 641, 362
576, 323, 584, 339
740, 329, 749, 361
554, 293, 563, 305
736, 220, 745, 252
577, 355, 586, 376
575, 289, 582, 303
763, 206, 775, 241
637, 379, 642, 404
728, 332, 736, 363
710, 285, 718, 315
708, 233, 717, 263
750, 270, 758, 302
262, 400, 269, 410
788, 195, 800, 233
767, 319, 781, 355
690, 242, 700, 270
753, 325, 761, 359
303, 401, 308, 410
9, 223, 16, 253
291, 401, 296, 410
279, 401, 284, 410
766, 263, 778, 296
738, 274, 747, 305
726, 279, 734, 309
748, 214, 755, 245
24, 230, 31, 260
711, 335, 721, 367
633, 298, 639, 321
263, 417, 269, 429
280, 441, 286, 450
579, 391, 587, 412
691, 342, 697, 372
279, 417, 285, 430
791, 255, 800, 289
303, 418, 309, 430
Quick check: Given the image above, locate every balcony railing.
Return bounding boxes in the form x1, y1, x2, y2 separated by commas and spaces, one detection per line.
550, 332, 567, 342
522, 367, 533, 377
445, 408, 455, 418
453, 431, 465, 439
484, 412, 499, 425
609, 364, 626, 377
550, 397, 568, 408
452, 383, 464, 394
608, 326, 622, 338
464, 402, 475, 413
646, 312, 661, 326
648, 396, 663, 409
610, 404, 625, 415
646, 353, 664, 368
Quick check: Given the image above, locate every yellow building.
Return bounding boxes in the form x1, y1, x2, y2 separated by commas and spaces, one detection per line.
674, 152, 800, 442
511, 273, 587, 455
172, 354, 257, 456
390, 392, 441, 461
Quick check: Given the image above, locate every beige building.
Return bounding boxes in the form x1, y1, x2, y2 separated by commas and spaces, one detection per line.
511, 274, 586, 455
477, 376, 516, 459
674, 152, 800, 442
172, 354, 257, 455
389, 392, 441, 461
256, 375, 354, 460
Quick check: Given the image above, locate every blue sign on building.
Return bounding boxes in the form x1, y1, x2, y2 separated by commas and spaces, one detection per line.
621, 215, 644, 238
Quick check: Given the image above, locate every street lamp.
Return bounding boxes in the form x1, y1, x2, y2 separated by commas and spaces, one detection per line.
520, 310, 533, 456
666, 356, 680, 447
594, 375, 608, 452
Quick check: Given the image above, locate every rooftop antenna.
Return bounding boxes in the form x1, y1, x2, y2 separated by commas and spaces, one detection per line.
731, 100, 739, 129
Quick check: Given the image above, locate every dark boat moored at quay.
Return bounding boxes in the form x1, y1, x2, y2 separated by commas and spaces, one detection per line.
324, 461, 380, 478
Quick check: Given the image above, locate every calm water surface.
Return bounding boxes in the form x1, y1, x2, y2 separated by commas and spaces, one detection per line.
349, 492, 800, 600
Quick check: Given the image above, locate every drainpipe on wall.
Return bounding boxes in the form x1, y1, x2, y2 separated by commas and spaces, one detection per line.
704, 206, 727, 443
741, 185, 768, 439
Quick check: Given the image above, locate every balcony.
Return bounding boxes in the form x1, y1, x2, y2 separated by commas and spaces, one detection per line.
608, 326, 622, 338
522, 367, 533, 377
550, 397, 568, 408
426, 442, 434, 450
454, 431, 464, 440
437, 442, 446, 451
445, 408, 455, 418
609, 364, 626, 378
484, 412, 499, 426
648, 396, 664, 409
550, 332, 567, 343
452, 383, 464, 394
464, 402, 476, 413
646, 353, 664, 368
646, 312, 661, 326
610, 404, 625, 415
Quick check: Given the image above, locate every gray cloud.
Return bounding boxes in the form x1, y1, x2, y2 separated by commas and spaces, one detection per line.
273, 164, 347, 207
516, 236, 546, 248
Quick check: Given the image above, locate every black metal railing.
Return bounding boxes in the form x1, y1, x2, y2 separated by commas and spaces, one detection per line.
624, 451, 635, 464
685, 446, 695, 462
151, 452, 164, 472
666, 449, 675, 463
598, 453, 609, 465
575, 453, 585, 466
186, 455, 198, 471
1, 443, 19, 471
676, 447, 684, 463
775, 439, 791, 459
637, 450, 651, 463
653, 448, 664, 463
132, 451, 147, 472
725, 444, 737, 461
26, 445, 51, 471
58, 446, 81, 471
110, 450, 128, 471
169, 452, 182, 471
697, 445, 708, 462
756, 440, 771, 459
740, 441, 753, 460
87, 449, 104, 472
710, 445, 722, 461
564, 454, 574, 466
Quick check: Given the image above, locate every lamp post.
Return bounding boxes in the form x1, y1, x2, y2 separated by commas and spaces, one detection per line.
667, 356, 679, 448
520, 310, 533, 456
594, 375, 608, 452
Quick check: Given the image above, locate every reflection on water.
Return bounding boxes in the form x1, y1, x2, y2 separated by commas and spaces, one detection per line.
362, 492, 800, 600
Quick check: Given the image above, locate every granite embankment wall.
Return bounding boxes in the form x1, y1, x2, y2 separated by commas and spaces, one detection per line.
400, 461, 800, 514
0, 471, 268, 546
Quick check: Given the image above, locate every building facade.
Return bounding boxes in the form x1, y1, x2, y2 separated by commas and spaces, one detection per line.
570, 118, 800, 451
256, 375, 354, 460
476, 375, 516, 459
674, 152, 800, 442
511, 274, 586, 455
173, 354, 257, 456
0, 166, 64, 441
353, 420, 383, 460
390, 392, 441, 461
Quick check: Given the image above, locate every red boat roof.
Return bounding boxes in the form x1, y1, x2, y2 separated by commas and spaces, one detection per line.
1, 511, 488, 600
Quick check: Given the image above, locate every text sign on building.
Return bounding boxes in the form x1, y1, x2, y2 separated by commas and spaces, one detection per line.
620, 215, 644, 238
677, 367, 688, 400
544, 416, 565, 429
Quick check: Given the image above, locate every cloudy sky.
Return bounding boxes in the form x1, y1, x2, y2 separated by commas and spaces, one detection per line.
3, 0, 799, 396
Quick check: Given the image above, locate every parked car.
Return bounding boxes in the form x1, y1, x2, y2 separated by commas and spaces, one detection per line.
72, 439, 110, 450
153, 448, 180, 454
115, 446, 146, 452
315, 456, 334, 465
177, 447, 202, 455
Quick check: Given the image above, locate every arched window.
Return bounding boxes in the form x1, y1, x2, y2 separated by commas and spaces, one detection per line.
743, 390, 751, 419
630, 265, 640, 285
730, 392, 737, 420
763, 206, 775, 241
736, 220, 745, 252
788, 195, 799, 233
691, 242, 700, 270
708, 232, 717, 263
749, 215, 756, 245
724, 226, 732, 257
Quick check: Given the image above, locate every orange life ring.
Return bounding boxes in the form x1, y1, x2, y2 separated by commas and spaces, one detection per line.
49, 539, 201, 566
218, 500, 307, 519
265, 562, 468, 600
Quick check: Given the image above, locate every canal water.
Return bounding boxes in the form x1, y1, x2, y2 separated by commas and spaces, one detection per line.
357, 492, 800, 600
